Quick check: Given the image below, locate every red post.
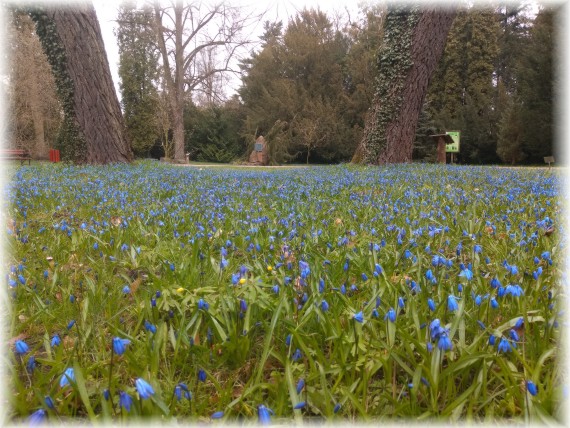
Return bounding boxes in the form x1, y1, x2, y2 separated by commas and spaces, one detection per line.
55, 150, 60, 162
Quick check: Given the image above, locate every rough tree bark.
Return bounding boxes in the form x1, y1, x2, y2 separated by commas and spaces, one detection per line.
47, 3, 132, 163
353, 6, 456, 164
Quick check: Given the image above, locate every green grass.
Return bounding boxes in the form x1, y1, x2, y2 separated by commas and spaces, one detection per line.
4, 161, 565, 424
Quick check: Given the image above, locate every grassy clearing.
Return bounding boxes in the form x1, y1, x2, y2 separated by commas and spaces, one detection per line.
4, 161, 565, 424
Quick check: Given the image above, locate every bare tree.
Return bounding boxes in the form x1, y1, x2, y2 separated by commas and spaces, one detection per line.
8, 12, 61, 158
152, 1, 255, 162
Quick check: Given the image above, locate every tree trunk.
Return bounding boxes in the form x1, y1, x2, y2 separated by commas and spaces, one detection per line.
353, 6, 455, 164
28, 72, 48, 159
48, 3, 132, 163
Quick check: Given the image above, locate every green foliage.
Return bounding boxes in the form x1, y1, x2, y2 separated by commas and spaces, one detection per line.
27, 7, 87, 162
424, 8, 501, 164
115, 3, 161, 158
423, 5, 554, 165
239, 8, 374, 163
362, 5, 420, 164
515, 9, 554, 162
184, 99, 247, 163
496, 99, 525, 164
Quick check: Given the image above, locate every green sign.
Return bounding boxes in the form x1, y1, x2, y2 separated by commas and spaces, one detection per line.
445, 131, 460, 153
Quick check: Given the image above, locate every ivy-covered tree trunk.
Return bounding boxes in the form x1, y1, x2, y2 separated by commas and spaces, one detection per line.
353, 6, 455, 164
31, 3, 132, 164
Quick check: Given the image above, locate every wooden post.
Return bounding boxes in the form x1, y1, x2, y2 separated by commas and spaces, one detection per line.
429, 134, 454, 164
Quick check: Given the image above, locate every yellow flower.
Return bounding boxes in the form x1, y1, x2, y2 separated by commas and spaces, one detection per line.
176, 287, 185, 294
239, 278, 246, 285
267, 266, 273, 271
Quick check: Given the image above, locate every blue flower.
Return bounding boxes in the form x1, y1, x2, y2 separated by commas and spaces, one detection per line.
489, 334, 496, 346
294, 401, 306, 409
361, 273, 368, 281
285, 334, 292, 347
119, 391, 133, 412
67, 320, 76, 330
59, 367, 75, 388
398, 297, 405, 308
385, 308, 396, 323
427, 298, 436, 311
112, 337, 130, 356
272, 285, 280, 294
490, 277, 501, 289
429, 319, 441, 339
505, 284, 524, 297
135, 378, 155, 399
474, 295, 482, 306
474, 244, 482, 254
437, 334, 452, 351
211, 411, 224, 419
44, 396, 55, 409
526, 380, 538, 396
509, 329, 519, 341
198, 369, 207, 382
321, 300, 329, 312
333, 403, 342, 413
27, 409, 47, 425
292, 348, 302, 361
258, 404, 273, 425
14, 340, 29, 355
459, 267, 473, 281
103, 389, 110, 401
197, 299, 209, 310
144, 320, 157, 334
240, 299, 247, 313
447, 295, 459, 312
50, 334, 61, 348
490, 298, 499, 309
122, 285, 131, 294
497, 338, 512, 353
425, 269, 436, 284
296, 378, 305, 394
26, 355, 36, 373
174, 385, 182, 401
353, 311, 364, 323
514, 317, 524, 329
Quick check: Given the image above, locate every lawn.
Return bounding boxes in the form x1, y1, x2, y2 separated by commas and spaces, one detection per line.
4, 161, 565, 424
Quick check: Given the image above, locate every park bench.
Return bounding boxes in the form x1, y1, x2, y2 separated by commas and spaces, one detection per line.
0, 149, 31, 165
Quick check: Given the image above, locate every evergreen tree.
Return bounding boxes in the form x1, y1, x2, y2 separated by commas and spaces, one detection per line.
517, 8, 554, 162
115, 3, 160, 158
423, 7, 501, 164
240, 9, 359, 163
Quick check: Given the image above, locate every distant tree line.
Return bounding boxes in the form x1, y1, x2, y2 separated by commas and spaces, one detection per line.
7, 2, 555, 165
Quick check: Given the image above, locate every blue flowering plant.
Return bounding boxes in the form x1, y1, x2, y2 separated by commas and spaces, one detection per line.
6, 162, 563, 422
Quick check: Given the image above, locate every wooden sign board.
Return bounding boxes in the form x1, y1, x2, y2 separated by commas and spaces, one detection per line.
445, 131, 460, 153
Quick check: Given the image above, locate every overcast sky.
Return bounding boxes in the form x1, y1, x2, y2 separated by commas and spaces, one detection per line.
94, 0, 363, 101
